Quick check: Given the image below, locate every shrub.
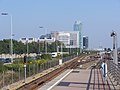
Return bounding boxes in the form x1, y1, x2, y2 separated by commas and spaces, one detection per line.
41, 54, 52, 60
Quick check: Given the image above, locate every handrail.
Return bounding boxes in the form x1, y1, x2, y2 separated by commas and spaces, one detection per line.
106, 60, 120, 86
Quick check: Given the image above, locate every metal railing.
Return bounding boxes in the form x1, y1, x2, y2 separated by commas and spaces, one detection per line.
107, 60, 120, 87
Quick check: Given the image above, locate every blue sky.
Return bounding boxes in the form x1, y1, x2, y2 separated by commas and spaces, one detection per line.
0, 0, 120, 48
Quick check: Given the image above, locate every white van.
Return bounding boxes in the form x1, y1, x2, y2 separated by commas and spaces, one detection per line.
51, 52, 58, 58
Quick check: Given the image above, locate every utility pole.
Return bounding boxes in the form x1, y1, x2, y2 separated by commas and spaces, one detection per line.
1, 12, 13, 63
111, 31, 118, 65
26, 39, 29, 56
39, 26, 47, 54
38, 39, 40, 54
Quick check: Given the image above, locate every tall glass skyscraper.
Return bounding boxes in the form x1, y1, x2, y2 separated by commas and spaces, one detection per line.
73, 21, 82, 52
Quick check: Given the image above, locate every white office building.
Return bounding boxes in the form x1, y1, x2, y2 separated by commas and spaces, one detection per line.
51, 31, 79, 48
19, 37, 37, 44
20, 36, 55, 44
38, 37, 55, 43
19, 31, 79, 48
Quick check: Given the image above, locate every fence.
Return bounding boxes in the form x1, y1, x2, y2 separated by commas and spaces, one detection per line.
0, 55, 77, 89
107, 60, 120, 87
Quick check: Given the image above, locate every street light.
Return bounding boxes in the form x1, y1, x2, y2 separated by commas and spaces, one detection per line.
45, 29, 47, 54
38, 39, 40, 54
1, 12, 13, 62
39, 26, 47, 54
26, 39, 29, 55
111, 31, 118, 65
57, 46, 59, 53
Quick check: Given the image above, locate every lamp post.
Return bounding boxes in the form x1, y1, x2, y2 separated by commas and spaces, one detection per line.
38, 39, 40, 54
1, 12, 13, 62
61, 42, 63, 57
57, 46, 59, 53
26, 39, 29, 55
45, 29, 47, 54
45, 36, 47, 54
111, 31, 118, 65
39, 26, 47, 54
60, 36, 63, 59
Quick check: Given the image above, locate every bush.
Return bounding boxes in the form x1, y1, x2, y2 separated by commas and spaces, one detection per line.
36, 55, 41, 59
63, 54, 69, 58
41, 54, 52, 60
0, 62, 6, 72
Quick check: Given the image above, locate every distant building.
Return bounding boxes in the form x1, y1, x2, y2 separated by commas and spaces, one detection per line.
19, 32, 55, 44
73, 21, 82, 50
38, 37, 55, 44
40, 35, 46, 39
40, 34, 52, 39
19, 37, 27, 44
19, 30, 80, 47
69, 31, 79, 48
58, 32, 70, 46
83, 36, 88, 49
28, 38, 37, 43
19, 37, 37, 44
51, 31, 79, 48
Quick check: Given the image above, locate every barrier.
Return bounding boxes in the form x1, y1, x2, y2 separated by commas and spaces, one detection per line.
107, 60, 120, 89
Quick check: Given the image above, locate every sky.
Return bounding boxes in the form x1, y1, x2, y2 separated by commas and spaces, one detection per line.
0, 0, 120, 49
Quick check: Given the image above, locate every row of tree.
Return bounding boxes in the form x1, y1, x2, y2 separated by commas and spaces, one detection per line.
0, 39, 67, 54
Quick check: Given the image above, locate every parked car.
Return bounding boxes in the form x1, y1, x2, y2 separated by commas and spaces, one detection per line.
0, 58, 11, 63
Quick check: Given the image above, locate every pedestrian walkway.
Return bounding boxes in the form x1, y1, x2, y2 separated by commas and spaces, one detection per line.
38, 68, 116, 90
38, 69, 73, 90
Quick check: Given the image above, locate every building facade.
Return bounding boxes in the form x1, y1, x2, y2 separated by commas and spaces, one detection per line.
51, 31, 79, 48
19, 30, 80, 49
83, 36, 88, 49
73, 21, 82, 50
20, 37, 55, 44
19, 37, 37, 44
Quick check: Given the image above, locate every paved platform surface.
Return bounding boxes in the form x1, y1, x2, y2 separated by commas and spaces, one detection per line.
52, 69, 91, 90
38, 67, 116, 90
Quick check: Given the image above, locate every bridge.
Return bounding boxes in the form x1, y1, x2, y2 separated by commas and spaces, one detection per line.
1, 54, 120, 90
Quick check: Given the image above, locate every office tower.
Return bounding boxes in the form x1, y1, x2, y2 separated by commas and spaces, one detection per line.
73, 21, 82, 51
83, 36, 88, 49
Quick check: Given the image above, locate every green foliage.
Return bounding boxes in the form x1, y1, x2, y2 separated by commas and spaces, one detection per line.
36, 55, 41, 59
13, 40, 26, 54
0, 39, 67, 54
13, 58, 24, 64
0, 62, 5, 72
4, 64, 23, 71
56, 53, 61, 59
0, 39, 26, 54
28, 42, 38, 53
0, 39, 10, 54
41, 54, 52, 60
63, 54, 69, 57
47, 40, 63, 52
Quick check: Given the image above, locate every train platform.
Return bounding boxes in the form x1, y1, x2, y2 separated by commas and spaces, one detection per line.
2, 55, 119, 90
38, 67, 117, 90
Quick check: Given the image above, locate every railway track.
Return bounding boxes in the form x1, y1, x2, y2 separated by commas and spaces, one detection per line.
17, 56, 88, 90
